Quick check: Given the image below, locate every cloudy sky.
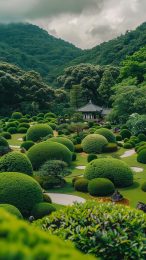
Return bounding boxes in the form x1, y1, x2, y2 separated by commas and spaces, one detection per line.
0, 0, 146, 49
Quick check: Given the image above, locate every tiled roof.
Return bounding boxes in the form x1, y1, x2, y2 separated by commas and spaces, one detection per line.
77, 100, 102, 112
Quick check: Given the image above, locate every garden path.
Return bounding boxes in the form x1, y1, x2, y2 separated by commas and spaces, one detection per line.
120, 149, 135, 158
47, 193, 85, 206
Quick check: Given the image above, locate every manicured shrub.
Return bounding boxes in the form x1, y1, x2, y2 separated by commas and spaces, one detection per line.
37, 113, 44, 118
17, 127, 27, 133
0, 209, 92, 260
27, 141, 72, 170
123, 142, 133, 149
120, 129, 131, 139
72, 152, 77, 161
0, 136, 9, 147
0, 172, 43, 216
95, 128, 116, 143
0, 204, 23, 219
141, 182, 146, 192
48, 123, 57, 130
42, 176, 66, 189
72, 176, 81, 186
137, 149, 146, 164
18, 123, 30, 129
26, 124, 53, 142
11, 112, 23, 120
43, 193, 52, 203
0, 152, 33, 175
103, 143, 118, 152
7, 121, 18, 128
31, 202, 56, 219
49, 137, 74, 152
124, 138, 129, 143
75, 144, 83, 153
87, 154, 97, 162
45, 112, 56, 118
81, 134, 108, 154
138, 133, 146, 141
74, 178, 89, 192
84, 158, 133, 187
39, 160, 68, 178
37, 201, 146, 260
7, 127, 17, 134
116, 135, 122, 141
19, 117, 29, 123
88, 178, 115, 196
0, 132, 11, 139
117, 142, 123, 147
20, 140, 35, 151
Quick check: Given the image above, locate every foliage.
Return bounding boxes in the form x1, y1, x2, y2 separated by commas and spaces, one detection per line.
116, 135, 122, 141
84, 158, 133, 187
49, 137, 74, 152
0, 136, 9, 147
38, 160, 68, 178
0, 152, 33, 176
138, 133, 146, 142
31, 203, 56, 219
11, 112, 23, 120
20, 140, 35, 151
0, 172, 43, 216
0, 204, 23, 219
7, 127, 17, 134
81, 134, 108, 154
74, 144, 83, 153
95, 128, 116, 142
120, 129, 131, 139
37, 201, 146, 259
43, 193, 52, 203
88, 178, 115, 196
26, 124, 53, 142
87, 154, 98, 163
74, 178, 89, 192
126, 114, 146, 135
27, 141, 72, 170
141, 182, 146, 192
137, 149, 146, 164
17, 127, 27, 133
0, 132, 11, 139
103, 142, 118, 152
123, 142, 133, 149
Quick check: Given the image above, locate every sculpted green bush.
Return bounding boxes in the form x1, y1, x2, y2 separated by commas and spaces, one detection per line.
95, 128, 116, 142
0, 204, 23, 219
26, 124, 53, 142
31, 202, 56, 219
11, 112, 23, 119
49, 137, 74, 152
137, 149, 146, 164
87, 154, 98, 162
0, 132, 11, 139
36, 201, 146, 259
81, 134, 108, 154
120, 129, 131, 139
0, 152, 33, 176
84, 158, 133, 187
103, 143, 118, 152
20, 140, 35, 151
74, 178, 89, 192
88, 178, 115, 196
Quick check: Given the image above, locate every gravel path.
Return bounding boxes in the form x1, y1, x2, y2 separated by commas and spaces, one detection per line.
120, 149, 135, 158
76, 166, 86, 170
131, 167, 143, 173
47, 193, 85, 206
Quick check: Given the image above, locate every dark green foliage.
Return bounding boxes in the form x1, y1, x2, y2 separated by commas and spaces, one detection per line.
18, 123, 30, 129
95, 128, 116, 142
39, 160, 68, 178
74, 178, 89, 192
141, 182, 146, 192
26, 124, 53, 142
82, 134, 108, 154
49, 137, 74, 152
48, 123, 57, 130
20, 141, 35, 151
0, 204, 23, 219
0, 172, 43, 216
103, 143, 118, 152
116, 135, 122, 141
72, 176, 81, 186
0, 152, 33, 176
74, 144, 83, 153
138, 133, 146, 141
72, 153, 77, 161
120, 129, 131, 139
43, 193, 52, 203
37, 201, 146, 259
123, 142, 133, 149
42, 176, 66, 189
0, 136, 9, 147
31, 203, 56, 219
7, 127, 17, 134
88, 178, 115, 196
0, 132, 11, 139
27, 141, 72, 170
17, 127, 27, 133
11, 112, 23, 120
84, 158, 133, 187
87, 154, 98, 162
137, 149, 146, 164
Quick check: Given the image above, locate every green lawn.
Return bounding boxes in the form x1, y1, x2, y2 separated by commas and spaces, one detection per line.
8, 133, 24, 146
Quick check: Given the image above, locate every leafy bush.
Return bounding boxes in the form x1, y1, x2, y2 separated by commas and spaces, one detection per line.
0, 204, 23, 219
42, 176, 66, 189
0, 152, 33, 176
123, 142, 133, 149
45, 112, 56, 119
0, 132, 11, 139
120, 129, 131, 139
72, 153, 77, 161
81, 134, 108, 154
49, 137, 74, 152
27, 141, 72, 170
74, 178, 89, 192
17, 127, 27, 133
48, 123, 57, 130
0, 172, 43, 216
137, 149, 146, 164
95, 128, 116, 142
26, 124, 53, 142
20, 140, 35, 151
18, 123, 30, 129
84, 158, 133, 187
7, 127, 17, 134
39, 160, 68, 178
31, 202, 56, 219
88, 178, 115, 196
87, 154, 98, 162
0, 209, 93, 260
74, 144, 83, 153
138, 133, 146, 141
103, 143, 118, 152
116, 135, 122, 141
43, 193, 52, 203
141, 182, 146, 192
72, 176, 81, 186
37, 201, 146, 259
11, 112, 23, 119
19, 117, 29, 123
0, 136, 9, 147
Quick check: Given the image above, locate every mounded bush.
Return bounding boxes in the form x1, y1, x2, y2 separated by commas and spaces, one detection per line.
0, 152, 33, 176
88, 178, 115, 196
37, 201, 146, 259
43, 193, 52, 203
17, 127, 27, 133
26, 124, 53, 142
18, 123, 30, 129
20, 140, 35, 151
75, 144, 83, 153
116, 135, 122, 141
44, 112, 56, 119
95, 128, 116, 143
74, 178, 89, 192
84, 158, 133, 187
7, 127, 17, 134
72, 152, 77, 161
137, 149, 146, 164
48, 123, 57, 130
49, 137, 74, 152
138, 133, 146, 141
120, 129, 131, 139
0, 208, 93, 260
137, 145, 146, 154
0, 172, 43, 216
11, 112, 23, 119
31, 202, 56, 219
0, 136, 9, 147
0, 204, 23, 219
27, 141, 72, 169
0, 132, 11, 139
103, 143, 118, 152
123, 142, 133, 149
141, 182, 146, 192
81, 134, 108, 154
87, 154, 98, 162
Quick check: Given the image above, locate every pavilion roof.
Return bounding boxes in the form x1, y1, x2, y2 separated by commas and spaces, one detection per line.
77, 100, 111, 115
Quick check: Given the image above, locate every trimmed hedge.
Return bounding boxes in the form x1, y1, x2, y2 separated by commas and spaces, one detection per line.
87, 154, 98, 162
74, 178, 89, 192
81, 134, 108, 154
7, 127, 17, 134
0, 132, 11, 139
0, 204, 23, 219
84, 158, 133, 187
26, 124, 53, 142
0, 172, 43, 216
20, 141, 35, 151
103, 143, 118, 152
0, 152, 33, 176
49, 137, 74, 152
116, 135, 122, 141
31, 202, 56, 219
37, 201, 146, 259
75, 144, 83, 153
141, 182, 146, 192
123, 142, 133, 149
0, 209, 94, 260
138, 133, 146, 141
137, 149, 146, 164
0, 136, 9, 147
95, 128, 116, 143
120, 129, 131, 139
88, 178, 115, 196
11, 112, 22, 119
27, 141, 72, 170
17, 127, 27, 133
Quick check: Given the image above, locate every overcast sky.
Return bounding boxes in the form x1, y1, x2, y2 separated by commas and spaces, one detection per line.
0, 0, 146, 49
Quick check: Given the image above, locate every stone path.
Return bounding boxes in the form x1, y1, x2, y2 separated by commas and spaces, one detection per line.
47, 193, 85, 206
10, 145, 20, 149
76, 166, 86, 170
131, 167, 143, 173
120, 149, 135, 158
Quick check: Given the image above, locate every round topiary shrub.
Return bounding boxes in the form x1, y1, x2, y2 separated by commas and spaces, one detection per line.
0, 172, 43, 216
48, 123, 57, 130
27, 141, 72, 170
31, 202, 56, 219
11, 112, 23, 120
18, 123, 30, 129
103, 143, 118, 152
138, 133, 146, 142
123, 142, 133, 149
87, 154, 98, 162
88, 178, 115, 196
74, 178, 89, 192
0, 132, 11, 139
95, 128, 116, 143
0, 136, 9, 147
49, 137, 74, 152
120, 129, 131, 139
141, 182, 146, 192
45, 112, 56, 119
26, 124, 53, 142
72, 152, 77, 161
0, 204, 23, 219
75, 144, 83, 153
137, 149, 146, 164
7, 127, 17, 134
17, 127, 27, 133
84, 158, 133, 187
81, 134, 108, 154
43, 193, 52, 203
116, 135, 122, 141
20, 141, 35, 151
0, 152, 33, 176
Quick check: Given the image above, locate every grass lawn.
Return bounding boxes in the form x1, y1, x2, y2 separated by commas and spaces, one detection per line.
8, 133, 24, 146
